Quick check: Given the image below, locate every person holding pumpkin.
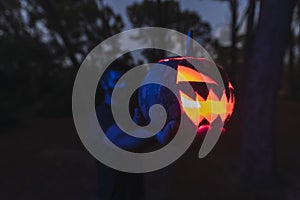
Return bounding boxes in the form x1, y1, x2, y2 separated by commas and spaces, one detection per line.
96, 63, 177, 200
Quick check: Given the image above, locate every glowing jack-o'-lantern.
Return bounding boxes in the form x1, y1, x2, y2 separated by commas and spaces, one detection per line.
177, 64, 234, 127
138, 57, 235, 134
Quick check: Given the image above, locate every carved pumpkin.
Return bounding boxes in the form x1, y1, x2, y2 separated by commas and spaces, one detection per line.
138, 57, 235, 134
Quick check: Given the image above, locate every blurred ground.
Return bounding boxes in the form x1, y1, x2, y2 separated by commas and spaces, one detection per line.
1, 97, 300, 200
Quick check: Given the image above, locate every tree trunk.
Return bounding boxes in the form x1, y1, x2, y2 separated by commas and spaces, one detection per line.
230, 0, 238, 84
297, 0, 300, 99
288, 28, 297, 98
239, 0, 256, 90
244, 0, 256, 59
239, 0, 294, 187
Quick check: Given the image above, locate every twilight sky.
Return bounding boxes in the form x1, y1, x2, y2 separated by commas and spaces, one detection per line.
104, 0, 248, 45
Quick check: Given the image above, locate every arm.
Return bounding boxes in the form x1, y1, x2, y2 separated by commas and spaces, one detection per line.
105, 108, 178, 150
106, 125, 156, 150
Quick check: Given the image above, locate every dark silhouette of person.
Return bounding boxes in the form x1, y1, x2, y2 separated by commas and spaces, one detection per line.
96, 66, 176, 200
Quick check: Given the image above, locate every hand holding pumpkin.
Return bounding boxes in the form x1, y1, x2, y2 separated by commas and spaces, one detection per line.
156, 120, 179, 145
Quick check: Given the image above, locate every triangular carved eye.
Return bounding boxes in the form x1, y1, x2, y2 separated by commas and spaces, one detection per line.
177, 65, 217, 84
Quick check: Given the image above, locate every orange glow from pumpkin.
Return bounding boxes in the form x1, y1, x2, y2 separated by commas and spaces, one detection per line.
177, 65, 235, 126
158, 57, 207, 63
179, 90, 201, 125
177, 65, 217, 84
